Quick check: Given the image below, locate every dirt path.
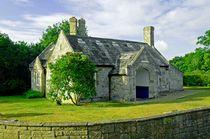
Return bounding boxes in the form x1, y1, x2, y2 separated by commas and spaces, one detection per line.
135, 89, 204, 104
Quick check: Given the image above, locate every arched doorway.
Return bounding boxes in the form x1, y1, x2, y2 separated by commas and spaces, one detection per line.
136, 68, 149, 99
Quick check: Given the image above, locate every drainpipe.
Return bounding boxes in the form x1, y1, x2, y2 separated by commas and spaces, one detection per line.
108, 67, 114, 101
108, 75, 111, 100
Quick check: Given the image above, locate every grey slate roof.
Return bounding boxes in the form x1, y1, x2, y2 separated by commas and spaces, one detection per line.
66, 35, 168, 66
30, 35, 169, 73
112, 51, 138, 74
29, 43, 55, 68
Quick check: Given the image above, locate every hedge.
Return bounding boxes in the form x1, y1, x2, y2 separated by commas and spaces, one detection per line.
184, 73, 210, 86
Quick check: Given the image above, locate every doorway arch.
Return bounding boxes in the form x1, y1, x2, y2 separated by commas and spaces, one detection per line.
136, 68, 149, 99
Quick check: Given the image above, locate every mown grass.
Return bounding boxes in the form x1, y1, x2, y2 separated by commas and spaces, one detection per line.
0, 87, 209, 122
184, 86, 210, 90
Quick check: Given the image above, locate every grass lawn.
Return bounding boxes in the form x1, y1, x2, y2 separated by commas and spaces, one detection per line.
184, 86, 210, 90
0, 87, 210, 122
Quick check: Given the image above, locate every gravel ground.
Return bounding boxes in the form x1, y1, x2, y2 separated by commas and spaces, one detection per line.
135, 89, 203, 104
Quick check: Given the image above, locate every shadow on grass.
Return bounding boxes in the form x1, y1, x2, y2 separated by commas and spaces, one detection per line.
87, 101, 141, 107
138, 91, 210, 106
0, 100, 11, 103
90, 90, 210, 108
0, 97, 48, 104
184, 87, 210, 90
0, 113, 52, 118
0, 95, 25, 100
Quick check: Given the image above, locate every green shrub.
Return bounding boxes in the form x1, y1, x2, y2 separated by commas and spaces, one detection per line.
184, 72, 210, 86
24, 89, 44, 99
48, 52, 96, 106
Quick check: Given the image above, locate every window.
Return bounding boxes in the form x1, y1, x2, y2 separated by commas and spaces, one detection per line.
60, 44, 62, 50
94, 73, 97, 88
158, 75, 161, 86
34, 72, 36, 83
58, 43, 62, 50
35, 72, 40, 86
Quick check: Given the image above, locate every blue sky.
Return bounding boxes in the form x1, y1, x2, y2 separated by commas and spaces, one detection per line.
0, 0, 209, 60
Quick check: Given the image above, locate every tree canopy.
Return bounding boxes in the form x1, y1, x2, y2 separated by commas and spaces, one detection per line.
40, 20, 88, 48
0, 19, 89, 96
48, 52, 96, 105
0, 34, 44, 95
170, 29, 210, 73
170, 29, 210, 86
170, 47, 209, 72
197, 30, 210, 47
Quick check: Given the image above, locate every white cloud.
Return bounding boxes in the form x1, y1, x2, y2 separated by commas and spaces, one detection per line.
60, 0, 210, 46
155, 40, 168, 52
59, 0, 167, 40
183, 0, 209, 7
23, 13, 72, 29
1, 0, 210, 60
12, 0, 30, 4
0, 25, 41, 43
78, 0, 164, 39
0, 18, 41, 42
0, 13, 73, 42
0, 20, 23, 27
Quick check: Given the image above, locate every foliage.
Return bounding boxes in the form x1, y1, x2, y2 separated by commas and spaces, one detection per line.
0, 19, 88, 96
170, 47, 210, 72
40, 20, 88, 48
197, 30, 210, 47
184, 86, 210, 90
170, 29, 210, 73
24, 89, 44, 99
0, 33, 44, 96
184, 72, 210, 86
48, 52, 96, 105
170, 29, 210, 86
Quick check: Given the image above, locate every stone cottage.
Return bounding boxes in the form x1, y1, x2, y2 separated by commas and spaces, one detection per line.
29, 17, 183, 102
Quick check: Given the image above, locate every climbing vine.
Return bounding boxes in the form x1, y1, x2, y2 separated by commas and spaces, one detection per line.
48, 52, 97, 105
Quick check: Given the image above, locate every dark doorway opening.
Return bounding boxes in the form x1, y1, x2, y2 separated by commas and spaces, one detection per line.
43, 68, 46, 97
136, 86, 149, 99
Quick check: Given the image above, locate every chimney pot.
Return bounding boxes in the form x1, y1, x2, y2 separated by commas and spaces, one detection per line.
69, 17, 77, 35
78, 18, 86, 36
143, 26, 154, 47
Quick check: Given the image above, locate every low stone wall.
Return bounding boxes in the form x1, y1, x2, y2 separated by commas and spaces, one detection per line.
0, 107, 209, 139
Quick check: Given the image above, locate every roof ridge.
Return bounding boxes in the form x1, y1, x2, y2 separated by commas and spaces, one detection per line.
38, 43, 55, 59
66, 35, 147, 44
29, 43, 55, 68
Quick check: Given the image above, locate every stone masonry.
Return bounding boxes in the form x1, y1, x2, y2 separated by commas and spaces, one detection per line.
29, 17, 183, 102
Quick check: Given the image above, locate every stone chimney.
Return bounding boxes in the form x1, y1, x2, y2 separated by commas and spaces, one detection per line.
78, 18, 86, 36
143, 26, 154, 47
69, 17, 77, 35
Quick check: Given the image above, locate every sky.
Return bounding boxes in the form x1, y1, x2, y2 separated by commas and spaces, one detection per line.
0, 0, 209, 60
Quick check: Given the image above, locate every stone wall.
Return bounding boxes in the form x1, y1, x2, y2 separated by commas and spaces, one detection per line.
94, 67, 112, 100
128, 48, 159, 100
169, 64, 183, 92
31, 57, 44, 93
111, 75, 131, 102
45, 30, 73, 94
0, 107, 209, 139
159, 67, 169, 93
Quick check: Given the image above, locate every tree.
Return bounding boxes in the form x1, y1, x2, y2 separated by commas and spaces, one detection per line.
0, 18, 88, 96
197, 30, 210, 47
169, 47, 209, 72
0, 33, 44, 96
169, 29, 210, 86
201, 52, 210, 71
40, 20, 88, 48
48, 52, 96, 105
170, 29, 210, 73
